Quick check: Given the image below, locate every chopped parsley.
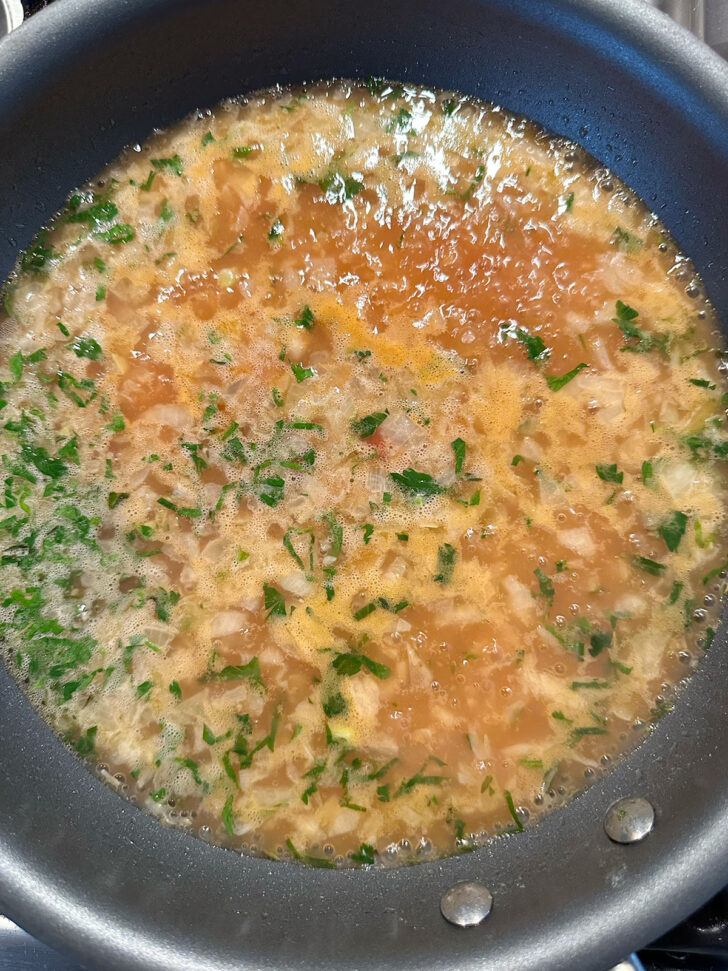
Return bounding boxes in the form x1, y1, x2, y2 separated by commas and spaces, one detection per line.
351, 411, 388, 439
588, 627, 613, 657
106, 413, 125, 433
19, 231, 57, 273
324, 511, 343, 557
545, 362, 587, 391
451, 437, 466, 475
157, 497, 202, 519
533, 567, 555, 605
351, 843, 375, 865
263, 583, 287, 619
596, 463, 623, 484
504, 325, 550, 361
658, 510, 688, 552
353, 601, 377, 621
453, 164, 485, 202
293, 305, 315, 329
151, 154, 184, 176
386, 107, 413, 134
569, 726, 608, 746
318, 171, 364, 202
613, 301, 668, 357
353, 597, 408, 621
702, 561, 728, 585
323, 692, 347, 717
97, 224, 135, 245
203, 658, 264, 691
67, 198, 118, 227
612, 226, 643, 252
221, 794, 235, 837
504, 790, 524, 832
73, 726, 98, 756
332, 651, 390, 679
149, 587, 180, 622
433, 543, 457, 584
290, 362, 314, 383
632, 555, 666, 576
390, 467, 445, 498
395, 758, 447, 797
70, 335, 103, 360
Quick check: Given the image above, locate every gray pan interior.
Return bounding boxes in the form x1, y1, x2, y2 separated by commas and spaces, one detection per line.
1, 1, 728, 969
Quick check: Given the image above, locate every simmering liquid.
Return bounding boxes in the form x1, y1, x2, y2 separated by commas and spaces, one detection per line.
1, 80, 726, 866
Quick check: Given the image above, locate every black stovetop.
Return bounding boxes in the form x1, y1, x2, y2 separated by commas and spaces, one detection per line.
2, 1, 728, 970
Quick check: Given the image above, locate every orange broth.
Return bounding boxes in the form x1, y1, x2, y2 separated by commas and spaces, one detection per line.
1, 80, 726, 865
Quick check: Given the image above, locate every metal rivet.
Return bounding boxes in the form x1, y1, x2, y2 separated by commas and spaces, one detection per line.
440, 881, 493, 927
604, 796, 655, 844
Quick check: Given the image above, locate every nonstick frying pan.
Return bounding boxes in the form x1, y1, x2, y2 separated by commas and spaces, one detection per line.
1, 1, 728, 969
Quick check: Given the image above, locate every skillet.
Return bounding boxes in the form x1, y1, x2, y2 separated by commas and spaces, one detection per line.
1, 1, 728, 969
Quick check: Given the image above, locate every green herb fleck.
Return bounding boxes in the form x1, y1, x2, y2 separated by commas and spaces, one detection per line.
545, 362, 587, 391
433, 543, 457, 584
658, 510, 688, 552
71, 335, 103, 360
150, 587, 180, 622
151, 154, 184, 176
323, 692, 347, 717
332, 651, 390, 680
504, 790, 524, 832
508, 326, 550, 361
263, 583, 287, 619
451, 437, 466, 475
613, 301, 668, 357
632, 555, 666, 576
97, 224, 135, 245
351, 843, 375, 865
390, 467, 445, 499
290, 362, 314, 383
293, 305, 314, 330
533, 567, 555, 605
612, 226, 643, 252
596, 463, 623, 484
157, 497, 202, 519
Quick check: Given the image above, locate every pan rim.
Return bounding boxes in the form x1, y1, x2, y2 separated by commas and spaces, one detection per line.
1, 1, 728, 970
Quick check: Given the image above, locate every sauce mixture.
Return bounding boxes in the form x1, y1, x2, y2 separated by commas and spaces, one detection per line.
1, 80, 727, 866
